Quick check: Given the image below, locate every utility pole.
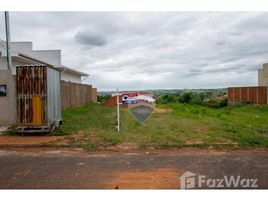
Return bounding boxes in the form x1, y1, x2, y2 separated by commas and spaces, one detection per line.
5, 11, 11, 70
116, 89, 120, 132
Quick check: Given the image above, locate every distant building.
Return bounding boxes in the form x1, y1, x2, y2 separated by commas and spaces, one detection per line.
106, 91, 154, 107
258, 63, 268, 86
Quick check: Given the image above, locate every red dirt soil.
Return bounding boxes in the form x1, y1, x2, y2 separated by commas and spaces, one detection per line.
107, 167, 181, 189
0, 136, 63, 145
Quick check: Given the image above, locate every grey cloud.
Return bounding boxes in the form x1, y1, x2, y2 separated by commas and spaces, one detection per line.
74, 29, 107, 46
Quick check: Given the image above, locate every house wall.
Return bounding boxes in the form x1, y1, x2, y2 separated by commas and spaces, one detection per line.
0, 57, 8, 70
1, 42, 84, 84
60, 81, 93, 110
10, 42, 33, 54
228, 86, 268, 105
0, 70, 16, 125
61, 71, 82, 83
0, 56, 39, 72
10, 42, 61, 66
29, 50, 61, 66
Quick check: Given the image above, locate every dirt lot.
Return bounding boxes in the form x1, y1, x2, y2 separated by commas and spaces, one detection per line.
0, 148, 267, 189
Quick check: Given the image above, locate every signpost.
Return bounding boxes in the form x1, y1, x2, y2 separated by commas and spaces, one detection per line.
116, 89, 120, 132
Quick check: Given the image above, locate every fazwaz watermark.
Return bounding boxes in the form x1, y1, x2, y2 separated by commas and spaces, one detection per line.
179, 171, 258, 189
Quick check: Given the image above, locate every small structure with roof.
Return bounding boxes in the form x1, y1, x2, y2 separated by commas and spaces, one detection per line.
0, 39, 97, 129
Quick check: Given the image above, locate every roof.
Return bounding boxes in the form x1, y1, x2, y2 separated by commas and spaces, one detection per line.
18, 53, 61, 71
57, 66, 89, 76
0, 42, 61, 73
111, 91, 154, 97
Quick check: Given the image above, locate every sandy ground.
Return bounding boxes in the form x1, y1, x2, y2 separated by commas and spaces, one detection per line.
0, 148, 267, 189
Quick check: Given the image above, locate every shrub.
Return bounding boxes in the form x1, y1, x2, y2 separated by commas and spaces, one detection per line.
178, 92, 203, 104
178, 92, 192, 103
156, 94, 179, 104
156, 91, 228, 108
202, 97, 228, 108
98, 94, 111, 103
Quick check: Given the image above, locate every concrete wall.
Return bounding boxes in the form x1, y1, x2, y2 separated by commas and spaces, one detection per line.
228, 86, 268, 105
29, 50, 61, 66
10, 42, 33, 54
61, 71, 82, 83
0, 70, 16, 125
1, 41, 84, 84
92, 88, 97, 103
10, 42, 61, 66
60, 81, 93, 110
0, 57, 8, 70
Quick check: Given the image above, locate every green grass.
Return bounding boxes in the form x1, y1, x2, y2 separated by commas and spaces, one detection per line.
56, 103, 268, 149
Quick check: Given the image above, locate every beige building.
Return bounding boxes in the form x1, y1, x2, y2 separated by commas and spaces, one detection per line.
258, 63, 268, 86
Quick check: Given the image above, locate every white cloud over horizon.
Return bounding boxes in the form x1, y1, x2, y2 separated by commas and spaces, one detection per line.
0, 12, 267, 91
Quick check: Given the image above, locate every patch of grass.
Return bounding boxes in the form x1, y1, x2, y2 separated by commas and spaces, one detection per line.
56, 104, 116, 135
2, 130, 16, 136
103, 133, 122, 145
82, 143, 98, 151
57, 103, 268, 149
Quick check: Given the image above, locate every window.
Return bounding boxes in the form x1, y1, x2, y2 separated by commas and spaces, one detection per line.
0, 85, 7, 96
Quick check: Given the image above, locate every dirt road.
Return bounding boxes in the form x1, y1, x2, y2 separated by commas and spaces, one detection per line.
0, 148, 267, 189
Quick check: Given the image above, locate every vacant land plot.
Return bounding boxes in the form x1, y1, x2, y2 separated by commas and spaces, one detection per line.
55, 103, 268, 150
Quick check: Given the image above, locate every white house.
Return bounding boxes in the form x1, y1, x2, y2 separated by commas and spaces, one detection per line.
0, 39, 94, 126
0, 39, 88, 83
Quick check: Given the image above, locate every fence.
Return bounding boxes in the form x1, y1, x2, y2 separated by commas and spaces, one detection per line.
60, 81, 94, 110
228, 86, 268, 105
92, 88, 97, 103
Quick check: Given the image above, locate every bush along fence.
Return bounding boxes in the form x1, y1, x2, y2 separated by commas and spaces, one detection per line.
228, 86, 268, 105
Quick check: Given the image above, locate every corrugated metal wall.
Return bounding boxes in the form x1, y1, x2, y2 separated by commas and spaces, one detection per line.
228, 86, 268, 105
47, 67, 62, 126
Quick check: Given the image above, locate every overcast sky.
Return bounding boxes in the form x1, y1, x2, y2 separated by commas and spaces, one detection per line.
1, 12, 268, 91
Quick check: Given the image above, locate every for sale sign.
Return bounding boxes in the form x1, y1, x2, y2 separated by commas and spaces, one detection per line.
124, 92, 155, 123
130, 105, 154, 123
